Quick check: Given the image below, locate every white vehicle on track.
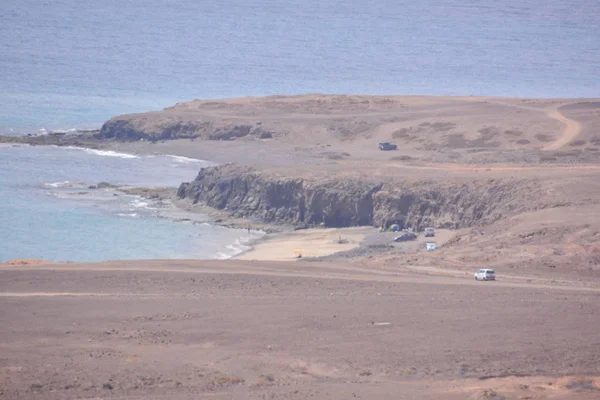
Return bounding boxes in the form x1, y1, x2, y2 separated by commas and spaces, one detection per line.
474, 269, 495, 281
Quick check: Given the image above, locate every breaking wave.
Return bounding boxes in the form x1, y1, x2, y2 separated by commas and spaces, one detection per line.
129, 198, 156, 210
168, 155, 204, 164
213, 234, 262, 260
64, 146, 139, 159
116, 213, 139, 218
44, 180, 72, 188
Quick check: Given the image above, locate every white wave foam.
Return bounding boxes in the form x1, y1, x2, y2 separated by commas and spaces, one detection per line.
50, 128, 78, 134
225, 243, 247, 253
83, 148, 139, 159
216, 235, 258, 259
44, 180, 71, 188
45, 191, 71, 199
64, 146, 139, 159
214, 252, 231, 260
168, 155, 204, 164
117, 213, 139, 218
130, 199, 150, 209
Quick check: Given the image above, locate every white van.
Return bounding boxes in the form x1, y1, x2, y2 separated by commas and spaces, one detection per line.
474, 269, 495, 281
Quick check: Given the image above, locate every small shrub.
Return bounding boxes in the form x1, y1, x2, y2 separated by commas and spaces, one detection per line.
477, 126, 499, 139
504, 129, 523, 136
539, 155, 557, 162
390, 155, 413, 161
431, 122, 455, 131
536, 133, 554, 142
392, 128, 411, 138
445, 133, 468, 148
569, 139, 586, 146
554, 150, 580, 157
207, 376, 245, 389
565, 378, 598, 391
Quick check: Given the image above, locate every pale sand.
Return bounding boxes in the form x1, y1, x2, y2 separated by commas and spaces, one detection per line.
237, 227, 377, 261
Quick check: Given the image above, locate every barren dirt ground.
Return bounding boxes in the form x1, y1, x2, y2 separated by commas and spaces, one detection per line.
1, 260, 599, 400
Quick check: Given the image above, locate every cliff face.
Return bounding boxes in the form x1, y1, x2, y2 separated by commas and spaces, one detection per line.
177, 165, 530, 229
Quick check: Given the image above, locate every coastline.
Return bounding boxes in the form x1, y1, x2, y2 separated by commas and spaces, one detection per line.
4, 141, 387, 262
121, 186, 380, 262
0, 142, 277, 262
3, 141, 368, 262
3, 94, 600, 267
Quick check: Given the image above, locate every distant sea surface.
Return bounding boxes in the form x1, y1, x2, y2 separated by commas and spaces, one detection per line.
1, 0, 598, 133
0, 0, 598, 262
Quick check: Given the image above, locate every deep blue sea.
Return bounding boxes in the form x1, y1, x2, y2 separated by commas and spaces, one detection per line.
1, 0, 599, 133
0, 0, 598, 261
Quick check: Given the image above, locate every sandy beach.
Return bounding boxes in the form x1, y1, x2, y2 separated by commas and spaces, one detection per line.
237, 227, 376, 261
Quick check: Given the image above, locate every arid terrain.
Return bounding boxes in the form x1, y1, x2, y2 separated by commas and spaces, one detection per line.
1, 260, 599, 400
1, 95, 600, 399
107, 95, 600, 273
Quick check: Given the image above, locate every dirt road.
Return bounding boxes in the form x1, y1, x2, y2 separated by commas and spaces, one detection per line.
542, 107, 583, 150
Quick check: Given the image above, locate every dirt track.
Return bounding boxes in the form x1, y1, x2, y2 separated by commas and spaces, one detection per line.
1, 260, 599, 400
457, 97, 583, 151
542, 107, 583, 151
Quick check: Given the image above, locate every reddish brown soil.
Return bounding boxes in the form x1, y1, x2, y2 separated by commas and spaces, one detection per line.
1, 260, 599, 399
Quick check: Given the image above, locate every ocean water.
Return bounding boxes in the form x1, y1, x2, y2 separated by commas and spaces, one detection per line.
0, 145, 261, 262
0, 0, 598, 261
1, 0, 599, 133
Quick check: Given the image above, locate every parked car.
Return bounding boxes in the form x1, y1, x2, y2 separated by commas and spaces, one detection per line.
474, 269, 496, 281
424, 227, 435, 237
379, 142, 397, 151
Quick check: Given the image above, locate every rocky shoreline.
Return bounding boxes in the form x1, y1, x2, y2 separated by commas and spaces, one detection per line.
3, 95, 600, 269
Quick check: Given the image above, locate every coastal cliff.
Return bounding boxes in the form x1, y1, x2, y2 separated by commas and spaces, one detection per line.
98, 117, 274, 141
177, 164, 530, 230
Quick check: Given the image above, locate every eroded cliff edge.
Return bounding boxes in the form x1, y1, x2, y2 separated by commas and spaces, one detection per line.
177, 164, 535, 230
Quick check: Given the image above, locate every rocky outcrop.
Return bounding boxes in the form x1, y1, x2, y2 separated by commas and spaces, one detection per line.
177, 164, 532, 229
97, 116, 275, 141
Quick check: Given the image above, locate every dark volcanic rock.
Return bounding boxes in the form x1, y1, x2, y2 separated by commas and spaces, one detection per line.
177, 164, 533, 229
394, 232, 418, 242
98, 115, 278, 142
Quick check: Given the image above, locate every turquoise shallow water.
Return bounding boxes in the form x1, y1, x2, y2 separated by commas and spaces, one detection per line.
1, 0, 599, 133
0, 145, 260, 262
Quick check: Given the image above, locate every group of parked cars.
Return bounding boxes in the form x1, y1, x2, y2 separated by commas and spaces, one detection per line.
379, 148, 496, 281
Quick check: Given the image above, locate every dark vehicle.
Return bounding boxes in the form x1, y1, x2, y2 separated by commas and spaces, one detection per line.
378, 142, 397, 151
